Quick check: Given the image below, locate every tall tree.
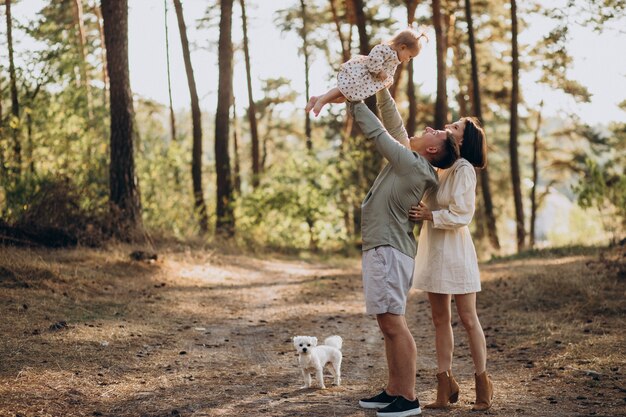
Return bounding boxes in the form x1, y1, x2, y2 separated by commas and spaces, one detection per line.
239, 0, 261, 183
465, 0, 500, 250
300, 0, 313, 151
173, 0, 209, 234
215, 0, 235, 236
231, 95, 241, 194
92, 1, 109, 106
432, 0, 448, 128
101, 0, 143, 237
72, 0, 93, 119
352, 0, 376, 116
509, 0, 525, 251
405, 0, 419, 137
0, 74, 5, 177
164, 0, 176, 143
529, 100, 544, 249
6, 0, 21, 176
329, 0, 350, 63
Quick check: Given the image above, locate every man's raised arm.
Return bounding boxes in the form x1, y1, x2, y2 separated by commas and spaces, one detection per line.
348, 101, 416, 174
376, 88, 410, 149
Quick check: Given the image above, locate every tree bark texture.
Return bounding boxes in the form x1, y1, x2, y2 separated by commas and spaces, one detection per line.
92, 2, 109, 106
509, 0, 525, 251
239, 0, 261, 184
530, 100, 543, 249
465, 0, 500, 250
164, 0, 177, 143
405, 0, 419, 136
101, 0, 143, 236
300, 0, 313, 151
72, 0, 93, 119
215, 0, 235, 237
173, 0, 209, 233
6, 0, 21, 175
432, 0, 448, 128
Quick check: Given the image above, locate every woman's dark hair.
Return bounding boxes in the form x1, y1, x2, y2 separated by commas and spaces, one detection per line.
461, 117, 487, 169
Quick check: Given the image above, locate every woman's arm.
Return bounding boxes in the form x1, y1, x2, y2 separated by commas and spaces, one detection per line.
375, 88, 410, 149
348, 101, 419, 174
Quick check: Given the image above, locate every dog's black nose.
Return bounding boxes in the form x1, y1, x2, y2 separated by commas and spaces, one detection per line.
302, 348, 307, 352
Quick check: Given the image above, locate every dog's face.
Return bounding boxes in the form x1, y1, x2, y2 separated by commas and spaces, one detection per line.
292, 336, 318, 354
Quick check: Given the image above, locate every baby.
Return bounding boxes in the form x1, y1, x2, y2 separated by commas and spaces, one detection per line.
305, 28, 427, 116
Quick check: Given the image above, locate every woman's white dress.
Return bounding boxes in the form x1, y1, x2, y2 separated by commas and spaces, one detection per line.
337, 44, 400, 101
413, 158, 481, 294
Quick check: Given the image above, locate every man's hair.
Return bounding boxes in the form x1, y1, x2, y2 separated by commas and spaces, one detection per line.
460, 117, 487, 168
432, 132, 460, 169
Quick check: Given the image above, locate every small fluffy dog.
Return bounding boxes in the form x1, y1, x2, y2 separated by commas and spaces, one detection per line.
292, 335, 342, 389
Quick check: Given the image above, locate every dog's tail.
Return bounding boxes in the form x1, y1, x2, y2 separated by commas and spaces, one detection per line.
324, 335, 342, 351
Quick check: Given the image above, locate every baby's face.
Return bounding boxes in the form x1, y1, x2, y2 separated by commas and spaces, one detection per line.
397, 45, 420, 63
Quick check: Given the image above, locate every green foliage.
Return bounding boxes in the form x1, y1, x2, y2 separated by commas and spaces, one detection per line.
574, 158, 626, 237
236, 152, 348, 251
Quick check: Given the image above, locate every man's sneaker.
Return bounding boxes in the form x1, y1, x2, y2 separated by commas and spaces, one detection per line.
376, 396, 421, 417
359, 390, 398, 409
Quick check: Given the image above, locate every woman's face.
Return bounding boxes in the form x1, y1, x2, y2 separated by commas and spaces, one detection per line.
444, 119, 467, 145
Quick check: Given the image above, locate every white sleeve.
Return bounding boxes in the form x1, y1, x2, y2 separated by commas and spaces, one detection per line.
431, 165, 477, 229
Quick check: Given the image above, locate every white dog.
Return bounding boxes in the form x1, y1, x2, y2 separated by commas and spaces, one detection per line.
292, 335, 342, 389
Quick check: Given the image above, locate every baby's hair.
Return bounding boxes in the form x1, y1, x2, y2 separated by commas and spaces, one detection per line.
387, 27, 429, 53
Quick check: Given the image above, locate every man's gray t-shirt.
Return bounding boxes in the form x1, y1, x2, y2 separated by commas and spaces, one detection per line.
352, 96, 438, 258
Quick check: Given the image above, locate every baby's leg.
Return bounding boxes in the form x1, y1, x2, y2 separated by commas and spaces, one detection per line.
313, 87, 345, 116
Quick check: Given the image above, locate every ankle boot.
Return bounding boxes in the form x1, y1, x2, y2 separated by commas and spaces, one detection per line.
472, 371, 493, 411
424, 370, 460, 409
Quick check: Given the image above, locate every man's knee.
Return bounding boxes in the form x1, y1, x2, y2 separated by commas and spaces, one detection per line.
377, 313, 406, 337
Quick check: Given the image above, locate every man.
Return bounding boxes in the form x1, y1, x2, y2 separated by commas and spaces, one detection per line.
352, 89, 459, 417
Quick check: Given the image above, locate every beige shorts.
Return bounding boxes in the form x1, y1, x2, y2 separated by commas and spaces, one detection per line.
362, 245, 415, 315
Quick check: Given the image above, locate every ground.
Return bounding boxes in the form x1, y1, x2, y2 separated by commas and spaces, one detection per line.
0, 244, 624, 417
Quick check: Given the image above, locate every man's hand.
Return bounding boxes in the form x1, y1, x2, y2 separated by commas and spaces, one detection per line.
409, 202, 433, 222
377, 70, 388, 82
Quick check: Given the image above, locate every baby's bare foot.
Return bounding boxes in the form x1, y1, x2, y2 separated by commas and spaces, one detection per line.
305, 96, 317, 113
313, 100, 324, 116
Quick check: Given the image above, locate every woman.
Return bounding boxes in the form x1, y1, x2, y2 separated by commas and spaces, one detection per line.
409, 117, 494, 411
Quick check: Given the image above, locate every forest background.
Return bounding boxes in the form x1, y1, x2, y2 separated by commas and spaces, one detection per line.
0, 0, 624, 254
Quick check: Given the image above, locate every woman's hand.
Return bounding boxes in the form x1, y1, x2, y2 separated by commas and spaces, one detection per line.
377, 70, 388, 81
409, 202, 433, 222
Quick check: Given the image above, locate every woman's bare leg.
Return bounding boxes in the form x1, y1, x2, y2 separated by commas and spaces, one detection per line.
454, 293, 487, 374
428, 292, 454, 372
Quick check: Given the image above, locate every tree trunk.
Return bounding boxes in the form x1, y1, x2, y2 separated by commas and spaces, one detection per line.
232, 96, 241, 194
300, 0, 313, 151
509, 0, 525, 252
329, 0, 350, 62
530, 100, 543, 249
6, 0, 21, 176
239, 0, 261, 185
173, 0, 208, 234
72, 0, 93, 120
352, 0, 377, 116
215, 0, 235, 237
0, 74, 5, 177
465, 0, 500, 250
432, 0, 448, 128
164, 0, 177, 143
405, 0, 419, 136
101, 0, 143, 238
92, 1, 109, 107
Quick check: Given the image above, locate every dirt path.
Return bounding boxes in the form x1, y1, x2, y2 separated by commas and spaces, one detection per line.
0, 245, 624, 417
